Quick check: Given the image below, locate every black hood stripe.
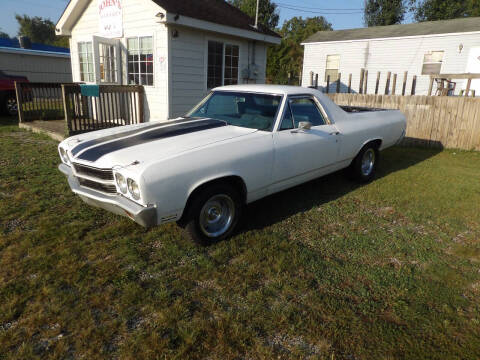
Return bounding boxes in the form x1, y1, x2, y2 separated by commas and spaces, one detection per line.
76, 119, 227, 162
71, 118, 204, 157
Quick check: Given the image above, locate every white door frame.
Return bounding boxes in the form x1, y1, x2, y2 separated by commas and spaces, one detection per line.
93, 35, 122, 85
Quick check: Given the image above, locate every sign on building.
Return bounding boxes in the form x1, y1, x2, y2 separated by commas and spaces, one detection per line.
98, 0, 123, 38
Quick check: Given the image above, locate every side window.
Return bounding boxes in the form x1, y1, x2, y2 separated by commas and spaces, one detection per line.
289, 98, 326, 127
280, 103, 294, 130
78, 42, 94, 83
127, 37, 154, 86
325, 54, 340, 81
422, 50, 444, 75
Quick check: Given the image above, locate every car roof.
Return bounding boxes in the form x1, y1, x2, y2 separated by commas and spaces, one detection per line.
213, 84, 319, 96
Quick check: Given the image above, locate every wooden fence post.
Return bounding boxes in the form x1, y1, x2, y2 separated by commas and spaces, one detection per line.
287, 72, 292, 85
61, 85, 73, 135
299, 70, 302, 86
359, 68, 365, 94
315, 74, 319, 89
348, 74, 352, 93
14, 81, 25, 123
364, 70, 369, 94
402, 71, 408, 96
411, 75, 417, 95
466, 78, 472, 97
336, 73, 341, 93
310, 71, 314, 86
375, 72, 381, 95
138, 87, 145, 123
326, 75, 330, 93
392, 74, 397, 95
385, 71, 391, 95
428, 76, 434, 96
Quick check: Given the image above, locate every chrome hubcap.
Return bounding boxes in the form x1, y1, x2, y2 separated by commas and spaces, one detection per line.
361, 149, 375, 176
6, 98, 17, 114
199, 194, 235, 238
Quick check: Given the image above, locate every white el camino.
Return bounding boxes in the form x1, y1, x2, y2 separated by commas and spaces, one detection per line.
58, 85, 406, 244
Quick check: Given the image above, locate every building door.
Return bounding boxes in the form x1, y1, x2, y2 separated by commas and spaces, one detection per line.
466, 47, 480, 95
93, 36, 121, 85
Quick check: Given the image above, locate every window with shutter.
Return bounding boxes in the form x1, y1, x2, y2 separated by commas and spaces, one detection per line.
325, 55, 340, 82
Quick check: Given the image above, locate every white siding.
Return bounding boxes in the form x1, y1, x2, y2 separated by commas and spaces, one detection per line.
302, 32, 480, 95
70, 0, 168, 121
68, 0, 270, 121
169, 27, 268, 117
0, 52, 71, 82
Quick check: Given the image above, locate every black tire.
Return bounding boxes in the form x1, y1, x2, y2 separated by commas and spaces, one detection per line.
349, 143, 380, 183
4, 93, 18, 116
180, 183, 243, 245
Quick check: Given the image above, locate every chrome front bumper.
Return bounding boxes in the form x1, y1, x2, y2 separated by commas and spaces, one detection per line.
59, 163, 157, 228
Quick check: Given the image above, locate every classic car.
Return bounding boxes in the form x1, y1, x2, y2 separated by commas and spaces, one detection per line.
58, 85, 406, 244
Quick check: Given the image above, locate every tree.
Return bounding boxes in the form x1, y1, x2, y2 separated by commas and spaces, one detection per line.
410, 0, 480, 21
228, 0, 279, 30
15, 15, 69, 48
0, 31, 10, 39
364, 0, 406, 26
467, 0, 480, 16
267, 17, 332, 84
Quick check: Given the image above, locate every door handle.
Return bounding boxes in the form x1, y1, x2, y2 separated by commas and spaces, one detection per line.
330, 131, 340, 135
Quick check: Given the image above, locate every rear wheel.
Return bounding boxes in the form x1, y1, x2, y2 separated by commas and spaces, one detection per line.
5, 94, 18, 116
349, 143, 379, 183
181, 184, 243, 245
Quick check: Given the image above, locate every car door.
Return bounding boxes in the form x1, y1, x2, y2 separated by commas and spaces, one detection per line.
270, 95, 341, 193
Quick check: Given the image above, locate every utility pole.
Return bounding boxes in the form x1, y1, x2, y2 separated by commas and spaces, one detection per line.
254, 0, 260, 29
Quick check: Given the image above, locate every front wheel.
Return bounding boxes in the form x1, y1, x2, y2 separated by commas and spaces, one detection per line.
349, 144, 379, 183
5, 94, 18, 116
181, 184, 243, 245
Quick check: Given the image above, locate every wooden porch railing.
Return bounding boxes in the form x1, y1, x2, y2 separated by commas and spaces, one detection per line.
15, 82, 67, 123
61, 84, 145, 136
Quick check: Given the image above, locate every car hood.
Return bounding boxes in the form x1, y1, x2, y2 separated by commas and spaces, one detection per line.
62, 118, 258, 169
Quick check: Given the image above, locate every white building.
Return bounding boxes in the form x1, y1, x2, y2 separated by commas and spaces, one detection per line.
56, 0, 281, 121
301, 17, 480, 96
0, 38, 71, 83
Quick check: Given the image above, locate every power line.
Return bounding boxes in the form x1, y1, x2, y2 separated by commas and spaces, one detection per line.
277, 4, 364, 15
276, 2, 363, 11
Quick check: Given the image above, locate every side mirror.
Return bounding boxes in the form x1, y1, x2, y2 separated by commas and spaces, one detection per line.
298, 121, 312, 130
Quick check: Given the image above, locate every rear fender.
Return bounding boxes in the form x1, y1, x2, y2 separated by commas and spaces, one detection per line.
355, 138, 383, 157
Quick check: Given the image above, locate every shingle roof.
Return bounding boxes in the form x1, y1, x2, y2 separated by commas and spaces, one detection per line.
303, 17, 480, 43
0, 38, 70, 54
152, 0, 281, 38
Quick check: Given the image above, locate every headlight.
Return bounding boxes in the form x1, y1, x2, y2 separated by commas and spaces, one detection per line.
59, 147, 70, 164
115, 173, 127, 194
127, 178, 141, 200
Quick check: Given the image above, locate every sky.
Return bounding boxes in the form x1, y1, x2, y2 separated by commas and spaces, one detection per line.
0, 0, 414, 37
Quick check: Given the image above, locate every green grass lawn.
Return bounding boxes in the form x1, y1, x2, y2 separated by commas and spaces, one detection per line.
1, 115, 479, 359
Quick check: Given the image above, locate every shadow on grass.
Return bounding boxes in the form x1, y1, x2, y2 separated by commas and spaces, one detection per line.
243, 144, 442, 232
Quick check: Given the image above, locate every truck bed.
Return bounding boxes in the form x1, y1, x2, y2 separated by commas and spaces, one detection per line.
340, 106, 388, 113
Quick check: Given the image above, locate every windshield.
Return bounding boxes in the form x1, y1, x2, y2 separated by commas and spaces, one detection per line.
186, 91, 282, 131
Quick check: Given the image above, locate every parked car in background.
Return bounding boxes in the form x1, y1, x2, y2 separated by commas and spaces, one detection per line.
58, 85, 406, 244
0, 70, 29, 116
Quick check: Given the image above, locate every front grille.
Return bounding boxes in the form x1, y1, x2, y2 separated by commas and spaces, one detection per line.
73, 163, 114, 181
78, 178, 117, 195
